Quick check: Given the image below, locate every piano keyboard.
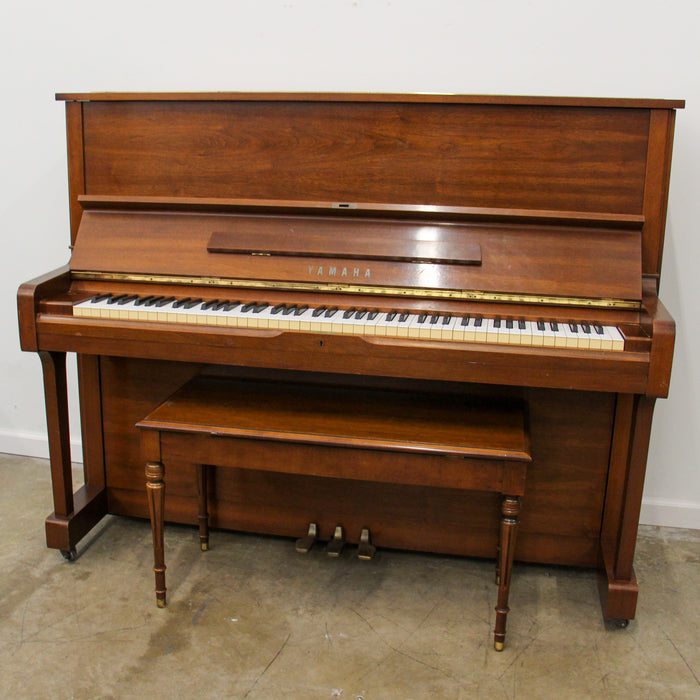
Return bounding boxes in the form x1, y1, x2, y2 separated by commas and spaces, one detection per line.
73, 293, 625, 351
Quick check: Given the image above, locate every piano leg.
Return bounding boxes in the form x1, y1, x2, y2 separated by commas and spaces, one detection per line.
39, 351, 108, 556
599, 394, 656, 622
39, 351, 74, 518
146, 460, 167, 607
494, 495, 520, 651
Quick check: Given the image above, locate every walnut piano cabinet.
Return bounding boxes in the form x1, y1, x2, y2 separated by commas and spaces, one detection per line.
17, 92, 683, 629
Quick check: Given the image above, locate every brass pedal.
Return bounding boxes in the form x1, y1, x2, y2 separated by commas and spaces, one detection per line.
326, 525, 346, 557
357, 528, 376, 560
295, 522, 318, 553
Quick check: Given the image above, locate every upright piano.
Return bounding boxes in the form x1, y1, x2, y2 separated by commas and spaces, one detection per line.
18, 92, 683, 623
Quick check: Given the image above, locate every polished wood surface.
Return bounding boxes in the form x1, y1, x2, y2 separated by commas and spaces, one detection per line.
139, 375, 530, 649
17, 92, 682, 624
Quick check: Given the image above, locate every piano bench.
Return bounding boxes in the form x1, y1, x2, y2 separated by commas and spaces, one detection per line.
136, 375, 531, 651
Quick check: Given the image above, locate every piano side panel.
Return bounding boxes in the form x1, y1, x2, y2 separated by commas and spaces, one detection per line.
96, 356, 614, 568
80, 101, 650, 216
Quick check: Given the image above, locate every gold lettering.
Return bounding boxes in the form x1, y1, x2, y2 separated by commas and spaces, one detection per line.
317, 266, 323, 275
328, 267, 336, 276
341, 268, 348, 277
308, 265, 314, 274
353, 268, 360, 277
365, 268, 371, 278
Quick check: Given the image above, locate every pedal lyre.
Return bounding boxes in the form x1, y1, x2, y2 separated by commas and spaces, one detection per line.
295, 522, 318, 553
357, 528, 376, 560
326, 525, 346, 557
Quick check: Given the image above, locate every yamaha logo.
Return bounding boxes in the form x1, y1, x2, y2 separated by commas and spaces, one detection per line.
307, 265, 371, 279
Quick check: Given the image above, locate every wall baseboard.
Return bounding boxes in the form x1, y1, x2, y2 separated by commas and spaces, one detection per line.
639, 498, 700, 530
0, 430, 81, 463
1, 433, 698, 530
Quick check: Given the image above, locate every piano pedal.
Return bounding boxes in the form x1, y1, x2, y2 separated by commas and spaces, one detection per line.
295, 522, 318, 553
357, 528, 376, 560
326, 525, 346, 557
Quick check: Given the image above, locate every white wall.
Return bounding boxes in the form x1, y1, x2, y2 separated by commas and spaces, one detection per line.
1, 0, 698, 528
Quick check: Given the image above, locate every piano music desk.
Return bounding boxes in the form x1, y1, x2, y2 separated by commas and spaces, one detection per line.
137, 376, 531, 651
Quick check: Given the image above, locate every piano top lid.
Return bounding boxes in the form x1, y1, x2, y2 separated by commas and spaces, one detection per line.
55, 92, 686, 109
70, 196, 644, 308
59, 92, 682, 285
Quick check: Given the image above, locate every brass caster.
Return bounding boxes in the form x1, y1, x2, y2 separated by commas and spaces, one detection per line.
295, 523, 318, 553
200, 542, 209, 552
156, 598, 166, 609
494, 640, 504, 652
60, 548, 77, 561
326, 525, 346, 557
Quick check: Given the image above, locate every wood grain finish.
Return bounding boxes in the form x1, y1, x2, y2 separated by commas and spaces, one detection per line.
70, 204, 643, 302
17, 93, 681, 626
80, 101, 650, 216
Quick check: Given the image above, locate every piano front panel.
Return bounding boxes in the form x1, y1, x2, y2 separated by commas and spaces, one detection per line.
99, 356, 615, 568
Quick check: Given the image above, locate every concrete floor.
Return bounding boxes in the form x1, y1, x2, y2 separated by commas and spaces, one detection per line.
0, 453, 698, 699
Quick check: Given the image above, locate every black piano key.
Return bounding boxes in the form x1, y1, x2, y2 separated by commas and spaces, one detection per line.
253, 303, 269, 313
430, 313, 440, 325
550, 322, 559, 332
144, 296, 165, 307
200, 299, 220, 310
182, 298, 203, 309
271, 303, 286, 314
117, 294, 139, 305
582, 323, 591, 334
537, 320, 546, 331
325, 306, 339, 318
172, 297, 191, 308
241, 302, 257, 313
282, 305, 297, 316
594, 324, 604, 335
417, 312, 428, 324
355, 308, 368, 320
474, 316, 484, 327
220, 301, 241, 312
155, 297, 176, 307
367, 309, 379, 320
442, 314, 452, 325
107, 294, 128, 305
91, 293, 112, 304
506, 318, 513, 329
213, 300, 232, 310
398, 312, 410, 323
343, 307, 357, 319
312, 306, 327, 318
494, 317, 502, 329
134, 295, 155, 306
518, 319, 526, 330
460, 315, 470, 327
569, 322, 578, 333
294, 305, 309, 316
386, 310, 398, 322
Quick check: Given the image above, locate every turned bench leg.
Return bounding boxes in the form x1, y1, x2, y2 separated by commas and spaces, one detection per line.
494, 494, 520, 651
197, 464, 210, 551
146, 461, 167, 608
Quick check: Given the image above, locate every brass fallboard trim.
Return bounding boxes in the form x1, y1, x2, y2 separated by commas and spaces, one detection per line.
71, 271, 641, 310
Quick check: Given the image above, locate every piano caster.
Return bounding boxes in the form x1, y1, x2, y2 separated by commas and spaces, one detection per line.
295, 522, 318, 553
326, 525, 346, 557
494, 640, 505, 652
357, 528, 376, 560
200, 542, 209, 552
613, 618, 629, 629
60, 547, 77, 561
